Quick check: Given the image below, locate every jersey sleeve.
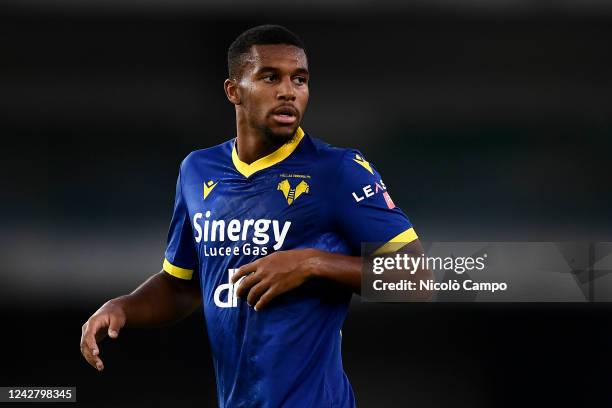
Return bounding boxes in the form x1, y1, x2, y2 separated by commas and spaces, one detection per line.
332, 149, 418, 255
162, 166, 198, 280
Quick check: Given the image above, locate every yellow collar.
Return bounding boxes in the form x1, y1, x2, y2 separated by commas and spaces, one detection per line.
232, 127, 305, 178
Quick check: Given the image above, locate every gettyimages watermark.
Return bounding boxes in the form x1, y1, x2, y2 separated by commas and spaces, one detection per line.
361, 242, 612, 302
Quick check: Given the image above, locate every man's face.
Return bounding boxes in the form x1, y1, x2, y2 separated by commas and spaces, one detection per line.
236, 44, 309, 143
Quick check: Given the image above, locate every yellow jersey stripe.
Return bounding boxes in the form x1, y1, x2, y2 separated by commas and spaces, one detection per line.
232, 127, 305, 178
372, 227, 418, 256
163, 258, 194, 280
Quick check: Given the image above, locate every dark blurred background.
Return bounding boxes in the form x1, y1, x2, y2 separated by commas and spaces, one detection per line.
1, 0, 611, 406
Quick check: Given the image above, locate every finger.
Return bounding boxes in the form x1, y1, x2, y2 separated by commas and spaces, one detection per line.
94, 317, 110, 343
254, 286, 279, 311
80, 330, 104, 371
82, 319, 107, 370
82, 332, 103, 369
80, 342, 105, 371
84, 318, 105, 355
235, 270, 263, 300
107, 313, 125, 339
231, 260, 260, 284
246, 280, 270, 307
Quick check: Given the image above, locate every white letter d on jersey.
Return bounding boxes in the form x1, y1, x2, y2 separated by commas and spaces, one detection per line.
214, 268, 241, 308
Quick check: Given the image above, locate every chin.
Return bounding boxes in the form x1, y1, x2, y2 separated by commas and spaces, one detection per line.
264, 125, 299, 144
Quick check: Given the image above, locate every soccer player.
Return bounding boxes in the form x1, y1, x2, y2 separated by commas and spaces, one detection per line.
80, 24, 429, 407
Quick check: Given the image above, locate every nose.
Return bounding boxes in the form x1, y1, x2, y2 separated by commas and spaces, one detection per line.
276, 76, 296, 101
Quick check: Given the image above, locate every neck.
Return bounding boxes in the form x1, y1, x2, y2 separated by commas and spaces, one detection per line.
234, 113, 290, 164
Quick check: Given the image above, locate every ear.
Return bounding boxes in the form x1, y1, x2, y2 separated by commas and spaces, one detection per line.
224, 79, 241, 105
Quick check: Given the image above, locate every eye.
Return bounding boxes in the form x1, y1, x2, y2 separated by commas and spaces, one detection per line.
262, 74, 277, 83
293, 76, 307, 85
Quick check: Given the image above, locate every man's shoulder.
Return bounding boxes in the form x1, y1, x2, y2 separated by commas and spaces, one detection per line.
180, 138, 234, 172
303, 132, 360, 164
304, 132, 372, 174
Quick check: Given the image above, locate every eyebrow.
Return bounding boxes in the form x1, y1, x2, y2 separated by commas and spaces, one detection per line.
255, 66, 309, 75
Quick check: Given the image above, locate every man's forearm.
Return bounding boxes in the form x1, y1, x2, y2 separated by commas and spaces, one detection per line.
108, 271, 201, 328
303, 250, 363, 294
303, 247, 434, 299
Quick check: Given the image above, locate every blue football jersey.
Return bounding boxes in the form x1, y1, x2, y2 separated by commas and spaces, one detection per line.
162, 127, 417, 408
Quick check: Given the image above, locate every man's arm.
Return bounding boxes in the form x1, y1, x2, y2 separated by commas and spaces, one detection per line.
231, 239, 433, 311
80, 271, 201, 371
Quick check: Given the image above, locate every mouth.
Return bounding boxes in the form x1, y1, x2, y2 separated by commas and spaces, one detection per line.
271, 105, 299, 125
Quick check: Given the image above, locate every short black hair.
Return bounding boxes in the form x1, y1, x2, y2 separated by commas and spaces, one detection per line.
227, 24, 306, 80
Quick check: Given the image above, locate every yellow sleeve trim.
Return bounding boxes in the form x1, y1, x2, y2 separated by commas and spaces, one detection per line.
372, 227, 418, 256
163, 258, 194, 280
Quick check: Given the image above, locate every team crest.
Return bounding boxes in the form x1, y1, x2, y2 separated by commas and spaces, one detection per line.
203, 180, 218, 200
277, 179, 309, 205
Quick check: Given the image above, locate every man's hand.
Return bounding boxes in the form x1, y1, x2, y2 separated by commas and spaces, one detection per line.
80, 300, 126, 371
231, 249, 319, 311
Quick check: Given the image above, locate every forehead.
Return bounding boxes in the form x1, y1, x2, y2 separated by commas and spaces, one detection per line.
246, 44, 308, 71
